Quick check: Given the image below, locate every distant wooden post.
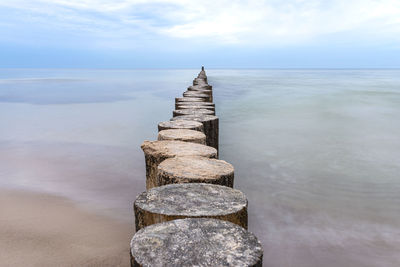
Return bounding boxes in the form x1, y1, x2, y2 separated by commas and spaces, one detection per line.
186, 88, 213, 97
183, 91, 212, 102
173, 108, 215, 117
130, 218, 263, 267
175, 101, 215, 110
188, 85, 212, 90
176, 104, 215, 113
175, 97, 205, 104
158, 120, 204, 132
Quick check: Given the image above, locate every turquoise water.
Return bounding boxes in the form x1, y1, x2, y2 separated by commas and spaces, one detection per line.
1, 69, 399, 266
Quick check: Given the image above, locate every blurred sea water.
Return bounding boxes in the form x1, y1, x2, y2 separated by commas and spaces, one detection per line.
0, 68, 399, 267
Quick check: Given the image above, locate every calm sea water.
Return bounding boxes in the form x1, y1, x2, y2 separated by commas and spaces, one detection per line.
0, 69, 399, 266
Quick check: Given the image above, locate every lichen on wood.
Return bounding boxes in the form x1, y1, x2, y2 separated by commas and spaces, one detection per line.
130, 218, 263, 267
134, 183, 248, 231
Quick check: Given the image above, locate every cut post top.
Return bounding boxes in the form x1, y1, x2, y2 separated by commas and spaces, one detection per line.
158, 156, 233, 180
141, 140, 217, 159
130, 218, 263, 267
158, 120, 204, 132
171, 114, 219, 123
134, 183, 247, 217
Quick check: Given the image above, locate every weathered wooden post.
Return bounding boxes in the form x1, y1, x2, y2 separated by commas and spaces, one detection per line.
134, 183, 248, 231
157, 156, 234, 187
186, 89, 213, 97
141, 140, 217, 189
173, 108, 215, 117
157, 129, 206, 144
193, 78, 208, 86
130, 218, 263, 267
188, 85, 212, 90
176, 104, 215, 113
158, 120, 204, 132
171, 114, 219, 151
175, 101, 215, 110
182, 91, 212, 102
175, 97, 205, 104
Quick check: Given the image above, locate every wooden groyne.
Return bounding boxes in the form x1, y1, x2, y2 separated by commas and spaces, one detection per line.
130, 67, 263, 266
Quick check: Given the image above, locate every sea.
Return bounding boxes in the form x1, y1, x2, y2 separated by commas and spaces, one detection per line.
0, 68, 399, 267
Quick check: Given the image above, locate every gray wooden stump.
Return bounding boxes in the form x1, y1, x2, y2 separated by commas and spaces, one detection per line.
173, 108, 215, 117
195, 76, 207, 83
176, 104, 215, 112
175, 101, 214, 110
134, 183, 247, 231
183, 91, 212, 102
158, 120, 204, 132
157, 129, 206, 145
193, 78, 208, 86
141, 140, 217, 189
157, 156, 234, 187
171, 114, 219, 151
188, 85, 212, 90
187, 88, 213, 97
197, 73, 207, 82
130, 218, 263, 267
175, 97, 205, 104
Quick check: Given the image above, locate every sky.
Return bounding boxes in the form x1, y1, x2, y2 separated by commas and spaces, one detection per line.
0, 0, 400, 68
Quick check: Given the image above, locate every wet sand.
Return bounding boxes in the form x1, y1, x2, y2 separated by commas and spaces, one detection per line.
0, 189, 132, 266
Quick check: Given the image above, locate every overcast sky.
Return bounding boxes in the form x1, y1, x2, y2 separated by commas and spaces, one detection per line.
1, 0, 399, 68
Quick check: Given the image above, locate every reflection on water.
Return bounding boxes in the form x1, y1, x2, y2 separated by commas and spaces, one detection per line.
1, 69, 399, 266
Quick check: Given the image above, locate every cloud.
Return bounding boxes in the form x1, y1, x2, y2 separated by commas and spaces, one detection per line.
0, 0, 400, 48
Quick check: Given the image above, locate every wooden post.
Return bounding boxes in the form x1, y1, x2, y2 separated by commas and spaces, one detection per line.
141, 140, 217, 189
134, 183, 247, 231
157, 129, 206, 145
188, 85, 212, 90
186, 88, 213, 97
157, 156, 234, 187
171, 114, 219, 151
158, 120, 204, 132
175, 101, 215, 110
175, 97, 205, 104
182, 91, 212, 102
173, 108, 215, 117
193, 78, 208, 86
176, 104, 215, 113
130, 218, 263, 267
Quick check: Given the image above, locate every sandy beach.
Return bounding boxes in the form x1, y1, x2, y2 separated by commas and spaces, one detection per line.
0, 190, 132, 266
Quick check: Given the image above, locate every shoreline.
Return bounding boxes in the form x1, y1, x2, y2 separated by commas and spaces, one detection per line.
0, 189, 132, 266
